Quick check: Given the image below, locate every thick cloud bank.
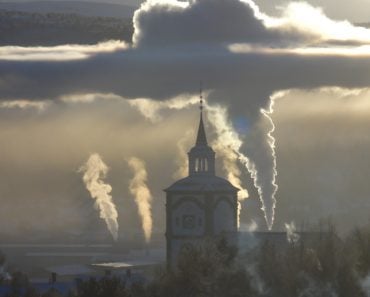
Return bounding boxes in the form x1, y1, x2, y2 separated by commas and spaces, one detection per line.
133, 0, 281, 47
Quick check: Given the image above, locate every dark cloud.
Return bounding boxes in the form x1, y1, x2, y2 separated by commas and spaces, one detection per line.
0, 0, 370, 105
1, 49, 370, 116
133, 0, 279, 47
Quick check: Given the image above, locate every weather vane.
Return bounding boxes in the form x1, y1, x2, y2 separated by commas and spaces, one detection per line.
200, 81, 203, 112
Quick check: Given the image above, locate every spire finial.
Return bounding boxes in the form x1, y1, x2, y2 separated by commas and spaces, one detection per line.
195, 81, 208, 146
199, 81, 203, 113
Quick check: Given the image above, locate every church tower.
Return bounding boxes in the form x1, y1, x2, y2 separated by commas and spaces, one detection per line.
164, 92, 239, 268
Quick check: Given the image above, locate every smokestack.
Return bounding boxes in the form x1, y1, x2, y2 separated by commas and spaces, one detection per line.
80, 153, 119, 241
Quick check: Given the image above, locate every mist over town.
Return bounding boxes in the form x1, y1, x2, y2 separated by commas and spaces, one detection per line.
1, 0, 370, 296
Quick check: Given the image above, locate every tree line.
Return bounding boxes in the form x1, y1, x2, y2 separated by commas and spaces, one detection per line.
2, 223, 370, 297
0, 10, 133, 46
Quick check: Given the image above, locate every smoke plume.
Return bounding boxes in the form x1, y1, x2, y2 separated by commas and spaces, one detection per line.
0, 100, 50, 111
127, 157, 153, 243
240, 92, 282, 229
207, 95, 281, 230
173, 129, 194, 179
206, 103, 249, 227
285, 221, 299, 244
80, 153, 119, 241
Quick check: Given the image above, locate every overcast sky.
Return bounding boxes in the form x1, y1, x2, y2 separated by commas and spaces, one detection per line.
1, 0, 370, 240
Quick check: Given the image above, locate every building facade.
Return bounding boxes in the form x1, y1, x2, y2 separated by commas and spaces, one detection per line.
164, 106, 239, 267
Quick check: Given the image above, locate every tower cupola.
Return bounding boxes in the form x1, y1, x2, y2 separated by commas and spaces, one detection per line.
188, 112, 215, 176
187, 84, 215, 176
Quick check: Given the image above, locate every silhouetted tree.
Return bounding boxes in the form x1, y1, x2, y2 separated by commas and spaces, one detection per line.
24, 286, 40, 297
351, 226, 370, 277
72, 277, 129, 297
31, 223, 370, 297
0, 250, 5, 266
154, 238, 256, 297
10, 271, 29, 297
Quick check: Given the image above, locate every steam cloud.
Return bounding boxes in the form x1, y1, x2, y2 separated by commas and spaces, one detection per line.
80, 153, 119, 241
285, 221, 299, 244
206, 103, 249, 227
173, 129, 194, 179
205, 99, 277, 229
128, 157, 153, 243
239, 93, 283, 229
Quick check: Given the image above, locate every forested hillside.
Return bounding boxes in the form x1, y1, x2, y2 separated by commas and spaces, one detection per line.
0, 10, 134, 45
357, 23, 370, 28
0, 1, 136, 18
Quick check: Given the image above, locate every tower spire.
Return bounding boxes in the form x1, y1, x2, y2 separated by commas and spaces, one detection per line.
195, 81, 207, 146
187, 82, 216, 176
199, 81, 203, 113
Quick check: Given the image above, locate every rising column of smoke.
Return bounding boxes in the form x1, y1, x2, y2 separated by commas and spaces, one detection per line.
173, 130, 194, 179
237, 91, 285, 230
260, 102, 278, 229
127, 157, 153, 243
239, 93, 279, 230
206, 94, 281, 230
80, 153, 119, 241
285, 221, 300, 244
206, 103, 250, 228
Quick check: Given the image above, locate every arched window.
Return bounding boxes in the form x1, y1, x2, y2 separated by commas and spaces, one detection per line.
194, 157, 209, 172
195, 158, 199, 172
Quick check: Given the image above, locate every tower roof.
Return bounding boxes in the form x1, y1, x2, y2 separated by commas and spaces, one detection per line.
164, 83, 239, 193
195, 113, 208, 146
164, 174, 239, 192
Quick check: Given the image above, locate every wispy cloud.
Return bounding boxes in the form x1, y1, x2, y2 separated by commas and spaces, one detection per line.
0, 40, 127, 61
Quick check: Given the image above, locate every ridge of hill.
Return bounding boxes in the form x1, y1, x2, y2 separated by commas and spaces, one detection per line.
0, 9, 134, 45
0, 1, 136, 18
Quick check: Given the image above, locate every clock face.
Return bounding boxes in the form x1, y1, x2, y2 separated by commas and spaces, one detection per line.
182, 215, 196, 229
